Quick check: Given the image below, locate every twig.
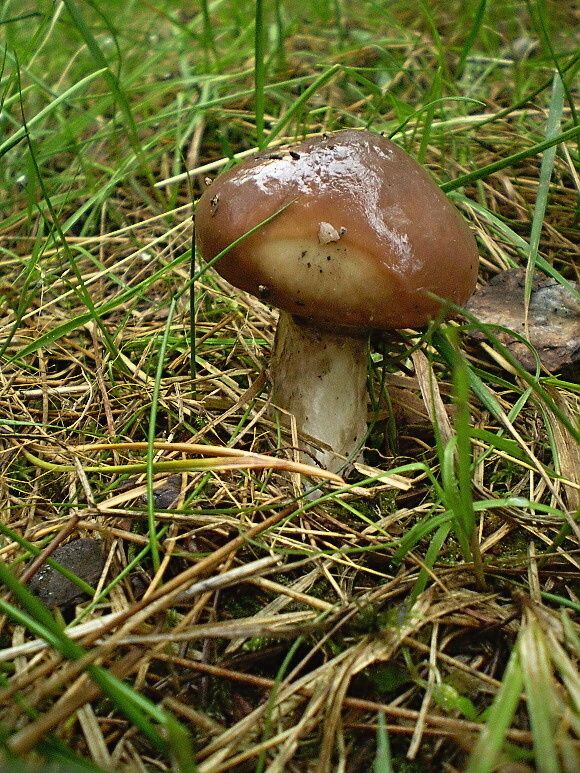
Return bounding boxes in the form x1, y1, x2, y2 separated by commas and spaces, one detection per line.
152, 654, 536, 744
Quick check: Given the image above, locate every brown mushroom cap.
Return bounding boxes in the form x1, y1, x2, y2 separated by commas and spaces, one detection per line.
195, 129, 479, 329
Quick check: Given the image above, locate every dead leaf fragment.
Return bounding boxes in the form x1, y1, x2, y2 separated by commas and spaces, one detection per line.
465, 269, 580, 373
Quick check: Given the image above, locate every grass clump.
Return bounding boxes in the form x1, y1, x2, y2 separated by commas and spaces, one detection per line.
0, 0, 579, 771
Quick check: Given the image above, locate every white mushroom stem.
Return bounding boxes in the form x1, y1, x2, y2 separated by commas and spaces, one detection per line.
270, 311, 368, 474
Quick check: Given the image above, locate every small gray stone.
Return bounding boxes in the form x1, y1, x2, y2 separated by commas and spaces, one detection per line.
28, 538, 105, 609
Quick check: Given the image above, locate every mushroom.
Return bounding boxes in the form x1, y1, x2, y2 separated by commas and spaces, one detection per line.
195, 129, 478, 474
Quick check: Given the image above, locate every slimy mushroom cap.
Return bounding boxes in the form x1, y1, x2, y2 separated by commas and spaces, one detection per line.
195, 129, 479, 329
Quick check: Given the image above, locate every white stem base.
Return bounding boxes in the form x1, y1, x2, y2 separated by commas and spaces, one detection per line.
271, 311, 368, 474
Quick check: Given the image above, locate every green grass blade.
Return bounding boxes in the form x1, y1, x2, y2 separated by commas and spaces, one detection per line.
264, 64, 341, 146
0, 229, 47, 358
374, 711, 393, 773
0, 521, 96, 597
455, 0, 488, 77
451, 331, 476, 540
21, 106, 120, 363
8, 252, 190, 363
0, 560, 194, 762
147, 298, 177, 572
524, 72, 565, 316
0, 561, 86, 660
448, 328, 486, 587
200, 0, 217, 63
0, 68, 106, 157
71, 527, 170, 626
392, 510, 452, 565
441, 123, 580, 193
526, 0, 580, 128
433, 328, 580, 444
254, 0, 266, 147
408, 522, 451, 606
61, 0, 147, 170
451, 192, 579, 296
465, 645, 524, 773
520, 616, 560, 773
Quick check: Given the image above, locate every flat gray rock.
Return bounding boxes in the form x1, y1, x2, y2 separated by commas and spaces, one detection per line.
28, 538, 105, 609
